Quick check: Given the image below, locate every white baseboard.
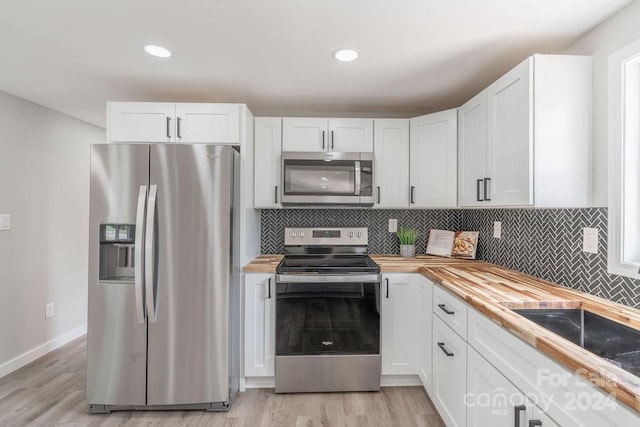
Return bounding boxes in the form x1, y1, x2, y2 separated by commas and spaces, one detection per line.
243, 374, 422, 390
0, 323, 87, 379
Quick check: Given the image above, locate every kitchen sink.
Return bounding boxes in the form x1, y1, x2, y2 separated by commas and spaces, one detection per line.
513, 308, 640, 377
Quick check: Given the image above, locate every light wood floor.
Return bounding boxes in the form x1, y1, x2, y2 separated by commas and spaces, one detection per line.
0, 336, 445, 426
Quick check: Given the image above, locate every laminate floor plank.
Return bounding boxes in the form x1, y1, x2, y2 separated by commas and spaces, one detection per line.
0, 336, 444, 426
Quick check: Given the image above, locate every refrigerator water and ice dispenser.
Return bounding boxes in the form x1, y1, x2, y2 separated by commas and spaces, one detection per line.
99, 224, 135, 282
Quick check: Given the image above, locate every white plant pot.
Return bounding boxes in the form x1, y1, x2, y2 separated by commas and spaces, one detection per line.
400, 244, 416, 258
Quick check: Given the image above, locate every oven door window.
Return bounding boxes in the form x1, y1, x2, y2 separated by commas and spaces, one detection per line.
283, 160, 356, 195
276, 281, 380, 355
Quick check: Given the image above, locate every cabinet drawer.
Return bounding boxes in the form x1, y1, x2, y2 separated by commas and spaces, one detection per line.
433, 285, 467, 339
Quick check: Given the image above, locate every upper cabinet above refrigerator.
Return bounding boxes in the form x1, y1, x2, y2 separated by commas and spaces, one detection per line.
282, 118, 373, 152
107, 102, 240, 144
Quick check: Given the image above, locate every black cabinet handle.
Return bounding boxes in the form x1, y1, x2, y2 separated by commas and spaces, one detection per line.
274, 186, 278, 204
331, 130, 334, 149
166, 116, 171, 138
267, 278, 271, 299
529, 421, 542, 427
322, 130, 325, 150
437, 342, 454, 357
385, 278, 389, 299
377, 186, 381, 204
438, 303, 454, 315
514, 405, 526, 427
476, 178, 484, 202
410, 186, 415, 204
177, 117, 182, 139
483, 177, 491, 201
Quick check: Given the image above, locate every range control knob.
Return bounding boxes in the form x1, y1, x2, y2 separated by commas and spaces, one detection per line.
356, 232, 362, 238
291, 231, 297, 238
300, 232, 305, 238
348, 232, 354, 238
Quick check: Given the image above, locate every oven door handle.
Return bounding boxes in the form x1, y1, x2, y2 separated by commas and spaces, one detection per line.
354, 160, 361, 196
276, 274, 380, 283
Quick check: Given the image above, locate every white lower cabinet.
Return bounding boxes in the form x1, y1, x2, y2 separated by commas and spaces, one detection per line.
419, 281, 433, 394
381, 274, 422, 375
468, 345, 549, 427
432, 315, 467, 427
244, 274, 275, 377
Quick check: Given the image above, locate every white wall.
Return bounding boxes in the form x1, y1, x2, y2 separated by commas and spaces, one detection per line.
560, 0, 640, 207
0, 90, 104, 376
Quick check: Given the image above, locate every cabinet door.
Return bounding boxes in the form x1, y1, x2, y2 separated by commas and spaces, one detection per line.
420, 279, 433, 394
432, 315, 467, 427
486, 57, 533, 206
328, 119, 374, 152
175, 104, 240, 143
373, 119, 410, 208
381, 274, 421, 375
409, 109, 458, 208
467, 346, 533, 427
254, 118, 282, 208
107, 102, 175, 143
282, 118, 327, 152
244, 274, 275, 377
458, 91, 488, 207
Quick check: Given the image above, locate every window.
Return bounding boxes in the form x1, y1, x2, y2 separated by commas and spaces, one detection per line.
609, 39, 640, 279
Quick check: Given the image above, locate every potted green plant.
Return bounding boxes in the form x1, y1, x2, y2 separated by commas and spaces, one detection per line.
397, 226, 419, 258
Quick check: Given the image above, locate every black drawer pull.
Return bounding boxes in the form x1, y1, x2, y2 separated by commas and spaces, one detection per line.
514, 405, 526, 427
437, 342, 454, 357
267, 278, 271, 299
385, 278, 389, 299
438, 303, 454, 315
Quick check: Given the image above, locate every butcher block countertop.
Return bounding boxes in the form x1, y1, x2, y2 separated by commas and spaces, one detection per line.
244, 254, 640, 413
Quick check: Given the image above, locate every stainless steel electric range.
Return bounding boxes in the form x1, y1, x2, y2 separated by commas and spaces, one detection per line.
274, 227, 381, 393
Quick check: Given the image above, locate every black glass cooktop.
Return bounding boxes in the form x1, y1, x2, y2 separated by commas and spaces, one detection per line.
277, 255, 380, 274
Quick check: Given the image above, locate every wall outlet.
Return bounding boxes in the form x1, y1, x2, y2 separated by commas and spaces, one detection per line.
493, 221, 502, 239
388, 219, 398, 233
0, 214, 10, 231
583, 228, 599, 254
45, 302, 54, 319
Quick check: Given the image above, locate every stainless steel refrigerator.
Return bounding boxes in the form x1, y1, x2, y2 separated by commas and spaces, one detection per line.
86, 144, 240, 413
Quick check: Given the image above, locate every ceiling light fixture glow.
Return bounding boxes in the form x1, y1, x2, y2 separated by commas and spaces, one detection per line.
143, 44, 172, 58
332, 49, 359, 62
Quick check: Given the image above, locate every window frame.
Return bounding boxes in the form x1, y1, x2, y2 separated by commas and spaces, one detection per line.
608, 38, 640, 279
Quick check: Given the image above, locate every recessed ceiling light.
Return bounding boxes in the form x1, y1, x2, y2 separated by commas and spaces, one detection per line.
143, 44, 172, 58
332, 49, 359, 62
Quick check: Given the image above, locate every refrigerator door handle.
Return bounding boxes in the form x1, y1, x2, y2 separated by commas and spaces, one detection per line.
145, 184, 158, 323
134, 185, 147, 324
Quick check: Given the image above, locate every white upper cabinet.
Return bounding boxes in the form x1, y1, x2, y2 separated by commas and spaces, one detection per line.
373, 119, 410, 208
282, 118, 327, 152
108, 102, 176, 143
107, 102, 240, 144
458, 91, 488, 207
254, 118, 282, 208
409, 109, 458, 208
486, 57, 533, 206
328, 119, 374, 152
459, 54, 591, 207
174, 103, 240, 143
282, 118, 373, 152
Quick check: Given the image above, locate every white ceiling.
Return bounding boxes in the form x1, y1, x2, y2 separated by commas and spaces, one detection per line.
0, 0, 632, 128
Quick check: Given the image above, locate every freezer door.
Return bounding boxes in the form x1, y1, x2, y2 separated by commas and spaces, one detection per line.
87, 144, 149, 406
147, 145, 235, 405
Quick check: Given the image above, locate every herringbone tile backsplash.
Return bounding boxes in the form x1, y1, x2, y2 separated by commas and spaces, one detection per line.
260, 208, 640, 308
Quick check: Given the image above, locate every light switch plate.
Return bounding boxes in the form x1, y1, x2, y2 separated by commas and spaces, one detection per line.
493, 221, 502, 239
388, 219, 398, 233
0, 214, 10, 231
583, 228, 599, 254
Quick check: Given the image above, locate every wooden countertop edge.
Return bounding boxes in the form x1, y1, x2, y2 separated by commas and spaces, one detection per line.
243, 254, 640, 413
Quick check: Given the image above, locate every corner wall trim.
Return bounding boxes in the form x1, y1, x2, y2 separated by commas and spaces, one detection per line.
0, 324, 87, 379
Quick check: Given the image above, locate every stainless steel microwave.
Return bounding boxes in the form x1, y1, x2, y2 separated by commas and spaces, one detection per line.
281, 152, 375, 206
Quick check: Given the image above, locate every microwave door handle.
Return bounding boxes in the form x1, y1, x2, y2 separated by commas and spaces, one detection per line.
354, 160, 361, 196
